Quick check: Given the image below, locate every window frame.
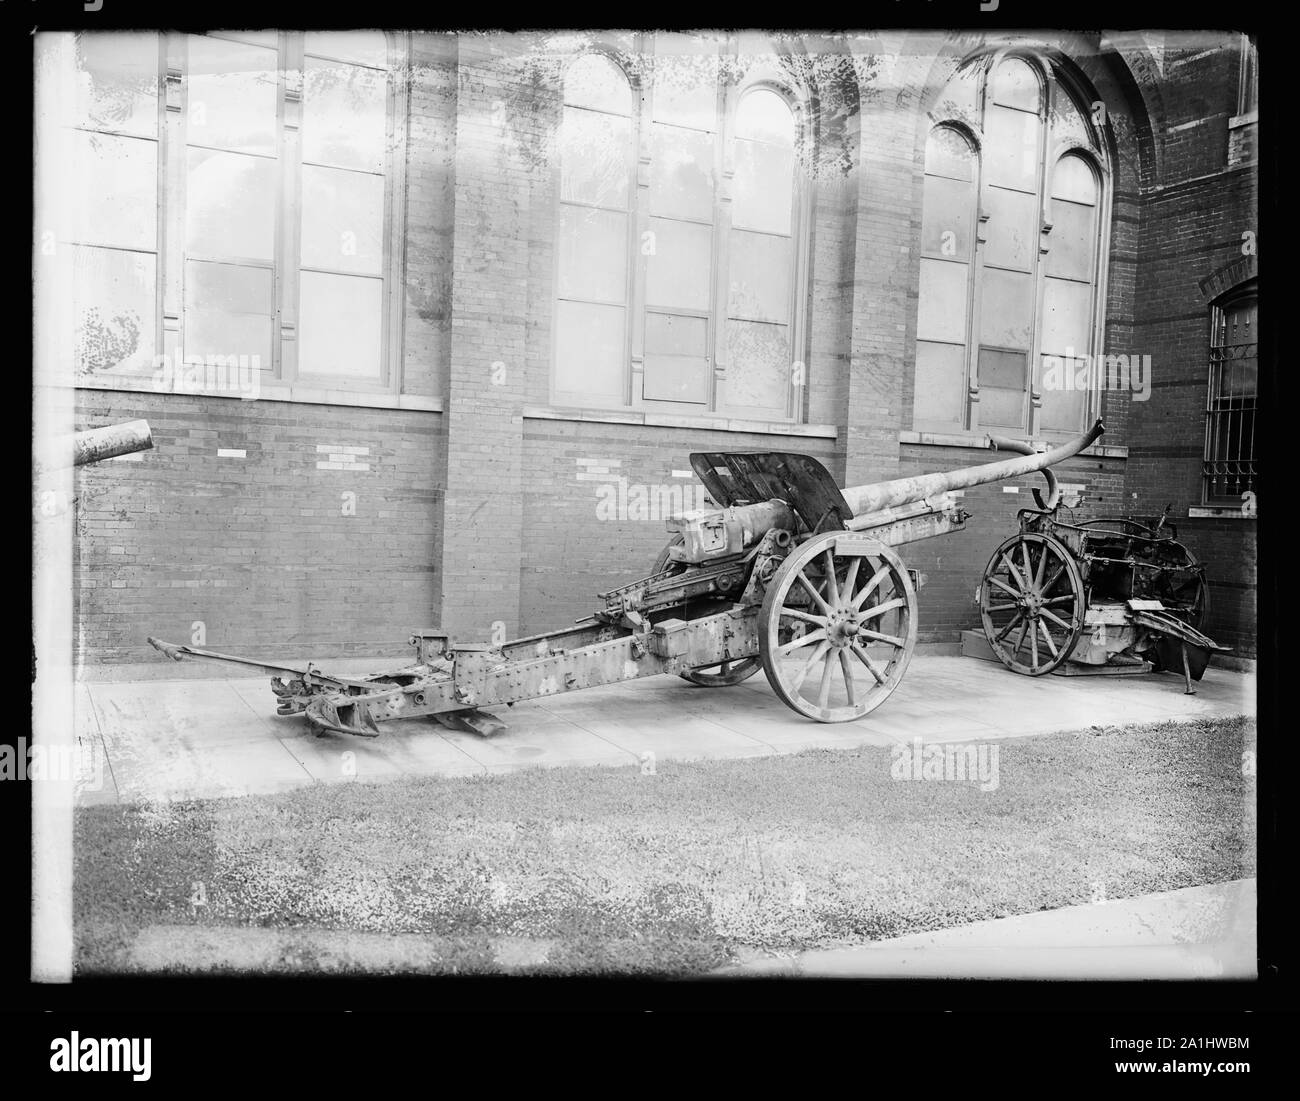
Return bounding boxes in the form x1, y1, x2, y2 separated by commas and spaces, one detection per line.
548, 37, 813, 422
1202, 280, 1258, 506
913, 49, 1111, 441
66, 30, 410, 398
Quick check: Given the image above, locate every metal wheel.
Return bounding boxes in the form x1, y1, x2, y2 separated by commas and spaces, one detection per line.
759, 531, 917, 722
653, 537, 761, 686
979, 532, 1085, 676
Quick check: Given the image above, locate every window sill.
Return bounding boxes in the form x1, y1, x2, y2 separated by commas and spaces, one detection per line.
523, 405, 838, 439
900, 428, 1127, 459
1228, 110, 1258, 129
1187, 505, 1257, 519
74, 373, 443, 413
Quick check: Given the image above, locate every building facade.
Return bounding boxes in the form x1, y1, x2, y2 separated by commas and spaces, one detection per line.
47, 29, 1259, 664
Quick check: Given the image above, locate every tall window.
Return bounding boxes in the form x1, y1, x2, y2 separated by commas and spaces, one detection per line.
552, 38, 807, 421
62, 31, 407, 392
1204, 285, 1257, 504
913, 53, 1107, 437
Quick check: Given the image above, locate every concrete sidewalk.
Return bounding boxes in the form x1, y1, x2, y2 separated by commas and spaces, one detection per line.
71, 655, 1255, 805
716, 878, 1257, 979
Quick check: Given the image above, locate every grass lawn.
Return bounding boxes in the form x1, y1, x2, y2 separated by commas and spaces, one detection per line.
75, 716, 1256, 976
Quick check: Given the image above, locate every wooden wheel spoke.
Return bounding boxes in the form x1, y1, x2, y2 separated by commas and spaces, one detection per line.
790, 640, 831, 692
987, 576, 1022, 599
851, 565, 892, 610
1021, 542, 1035, 590
995, 611, 1025, 641
1042, 595, 1075, 607
1015, 618, 1030, 658
821, 550, 839, 603
1001, 553, 1029, 591
1030, 619, 1040, 667
985, 602, 1018, 612
1038, 620, 1058, 658
858, 597, 905, 622
857, 627, 904, 648
1040, 607, 1073, 631
1040, 562, 1065, 595
840, 556, 861, 606
850, 641, 887, 685
781, 608, 828, 627
839, 649, 856, 706
796, 571, 833, 616
1034, 542, 1048, 589
779, 627, 827, 654
816, 651, 835, 710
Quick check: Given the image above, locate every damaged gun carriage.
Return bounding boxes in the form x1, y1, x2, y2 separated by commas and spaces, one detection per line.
150, 420, 1131, 737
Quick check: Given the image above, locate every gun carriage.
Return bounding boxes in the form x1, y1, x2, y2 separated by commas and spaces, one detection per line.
149, 419, 1167, 737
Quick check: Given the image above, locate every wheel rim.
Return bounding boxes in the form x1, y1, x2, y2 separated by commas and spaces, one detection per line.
759, 533, 917, 722
979, 532, 1084, 675
681, 658, 762, 686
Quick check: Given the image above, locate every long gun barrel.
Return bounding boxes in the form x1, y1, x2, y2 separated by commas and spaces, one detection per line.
842, 419, 1103, 526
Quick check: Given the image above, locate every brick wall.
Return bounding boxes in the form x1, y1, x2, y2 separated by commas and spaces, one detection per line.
73, 391, 444, 664
67, 30, 1257, 663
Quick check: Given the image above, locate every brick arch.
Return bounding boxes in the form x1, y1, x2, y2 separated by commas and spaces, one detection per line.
1198, 254, 1257, 303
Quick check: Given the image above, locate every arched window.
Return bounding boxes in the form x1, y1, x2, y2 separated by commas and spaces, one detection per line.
913, 53, 1108, 437
554, 53, 635, 406
551, 36, 810, 421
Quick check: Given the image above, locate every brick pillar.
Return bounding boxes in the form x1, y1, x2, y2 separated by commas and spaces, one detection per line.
436, 39, 535, 641
840, 37, 929, 490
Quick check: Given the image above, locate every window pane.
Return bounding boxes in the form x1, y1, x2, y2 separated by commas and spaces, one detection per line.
304, 31, 388, 69
921, 175, 973, 259
728, 231, 791, 323
301, 164, 385, 275
71, 131, 157, 251
653, 38, 717, 131
991, 57, 1041, 113
1047, 200, 1095, 282
725, 320, 790, 416
978, 348, 1028, 429
298, 272, 383, 378
186, 147, 275, 260
1049, 92, 1095, 152
74, 32, 159, 137
917, 259, 968, 343
1051, 154, 1097, 204
186, 35, 278, 155
563, 54, 632, 115
1040, 354, 1088, 433
983, 186, 1038, 272
557, 206, 627, 304
184, 261, 274, 365
646, 218, 712, 311
72, 246, 156, 374
925, 126, 975, 181
643, 353, 709, 403
1041, 278, 1092, 356
302, 58, 387, 173
978, 268, 1034, 349
650, 123, 714, 221
555, 300, 625, 399
914, 341, 966, 426
646, 312, 707, 357
735, 89, 793, 144
733, 138, 794, 234
985, 104, 1040, 192
559, 107, 630, 209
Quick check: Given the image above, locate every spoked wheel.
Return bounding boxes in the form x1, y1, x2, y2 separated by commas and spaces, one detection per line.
651, 535, 761, 686
759, 531, 918, 722
979, 532, 1085, 676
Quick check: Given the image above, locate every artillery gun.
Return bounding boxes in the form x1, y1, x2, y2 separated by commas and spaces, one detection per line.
149, 420, 1108, 737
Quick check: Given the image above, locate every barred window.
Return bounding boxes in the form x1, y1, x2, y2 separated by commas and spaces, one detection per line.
1204, 284, 1257, 504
